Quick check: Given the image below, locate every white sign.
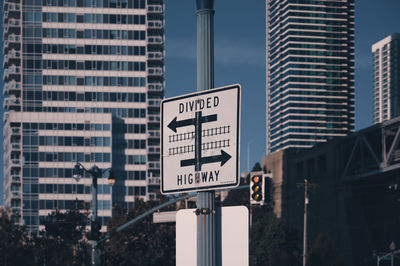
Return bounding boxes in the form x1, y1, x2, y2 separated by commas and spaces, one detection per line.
161, 84, 241, 194
176, 206, 249, 266
152, 211, 177, 223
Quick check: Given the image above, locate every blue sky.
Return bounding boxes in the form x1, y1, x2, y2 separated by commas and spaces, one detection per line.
1, 1, 400, 204
164, 0, 400, 173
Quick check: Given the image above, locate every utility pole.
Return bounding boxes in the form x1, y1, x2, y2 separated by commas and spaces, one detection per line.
297, 179, 318, 266
195, 1, 216, 265
303, 179, 308, 266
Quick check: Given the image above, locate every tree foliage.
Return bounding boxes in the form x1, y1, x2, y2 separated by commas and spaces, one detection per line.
102, 197, 176, 266
35, 207, 90, 266
307, 233, 344, 266
0, 209, 34, 266
252, 162, 262, 172
250, 207, 302, 266
220, 159, 303, 266
222, 172, 249, 207
0, 206, 90, 266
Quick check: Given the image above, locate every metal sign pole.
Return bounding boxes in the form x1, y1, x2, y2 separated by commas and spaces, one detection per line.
195, 1, 216, 265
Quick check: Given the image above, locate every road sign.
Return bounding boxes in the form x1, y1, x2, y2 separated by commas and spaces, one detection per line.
176, 206, 249, 266
153, 211, 177, 223
161, 84, 241, 194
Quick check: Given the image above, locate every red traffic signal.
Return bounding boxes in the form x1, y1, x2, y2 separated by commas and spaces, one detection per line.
251, 175, 263, 202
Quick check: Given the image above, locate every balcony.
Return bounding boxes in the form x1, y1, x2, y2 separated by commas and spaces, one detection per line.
147, 4, 163, 13
148, 177, 160, 185
148, 130, 160, 138
11, 143, 20, 150
3, 65, 20, 79
3, 95, 20, 110
3, 111, 10, 122
148, 162, 160, 170
148, 99, 161, 108
11, 127, 20, 135
7, 18, 20, 26
148, 36, 163, 45
11, 175, 21, 183
4, 4, 20, 20
148, 67, 163, 76
6, 34, 20, 43
11, 191, 20, 198
4, 55, 19, 66
148, 82, 163, 91
3, 81, 20, 95
148, 51, 163, 60
148, 146, 160, 154
11, 207, 20, 214
147, 20, 163, 30
148, 114, 160, 123
11, 159, 21, 168
4, 23, 20, 37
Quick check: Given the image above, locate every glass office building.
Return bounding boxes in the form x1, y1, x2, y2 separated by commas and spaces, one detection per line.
372, 34, 400, 124
3, 0, 164, 232
266, 0, 355, 153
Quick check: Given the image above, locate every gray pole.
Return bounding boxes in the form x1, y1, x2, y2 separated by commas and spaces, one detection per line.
195, 1, 216, 266
303, 179, 308, 266
91, 169, 99, 266
196, 0, 214, 90
391, 252, 394, 266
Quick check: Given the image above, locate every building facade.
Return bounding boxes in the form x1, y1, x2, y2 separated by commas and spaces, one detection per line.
372, 33, 400, 124
3, 0, 164, 232
266, 0, 355, 153
262, 116, 400, 266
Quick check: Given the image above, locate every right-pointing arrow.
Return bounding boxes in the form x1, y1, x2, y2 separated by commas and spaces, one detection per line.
180, 149, 232, 168
203, 149, 232, 166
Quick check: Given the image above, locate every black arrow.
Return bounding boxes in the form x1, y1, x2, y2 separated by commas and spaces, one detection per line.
167, 114, 217, 133
180, 150, 232, 168
168, 117, 194, 133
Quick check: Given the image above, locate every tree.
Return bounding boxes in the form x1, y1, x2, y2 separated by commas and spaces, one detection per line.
222, 172, 249, 206
222, 162, 260, 206
0, 209, 34, 265
34, 202, 90, 266
307, 233, 344, 266
250, 207, 302, 266
252, 162, 262, 172
221, 162, 302, 265
102, 196, 176, 266
0, 206, 90, 266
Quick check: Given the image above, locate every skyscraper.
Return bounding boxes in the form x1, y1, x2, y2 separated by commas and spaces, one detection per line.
3, 0, 164, 232
266, 0, 355, 153
372, 34, 400, 124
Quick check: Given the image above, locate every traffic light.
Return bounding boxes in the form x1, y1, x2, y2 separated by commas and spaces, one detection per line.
250, 171, 264, 205
250, 172, 273, 205
90, 220, 101, 240
263, 173, 272, 204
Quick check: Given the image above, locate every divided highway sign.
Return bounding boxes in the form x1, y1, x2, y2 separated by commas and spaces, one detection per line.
161, 84, 241, 194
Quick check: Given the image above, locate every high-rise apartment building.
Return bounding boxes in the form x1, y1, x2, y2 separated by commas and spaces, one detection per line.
372, 34, 400, 124
266, 0, 355, 153
3, 0, 164, 232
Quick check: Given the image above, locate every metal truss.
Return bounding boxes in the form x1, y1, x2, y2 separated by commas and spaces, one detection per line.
341, 117, 400, 181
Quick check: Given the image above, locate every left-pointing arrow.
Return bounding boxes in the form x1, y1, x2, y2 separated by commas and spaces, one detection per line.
167, 113, 218, 133
167, 117, 195, 133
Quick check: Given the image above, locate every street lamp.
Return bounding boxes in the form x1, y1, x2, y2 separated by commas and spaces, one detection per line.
73, 162, 115, 266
